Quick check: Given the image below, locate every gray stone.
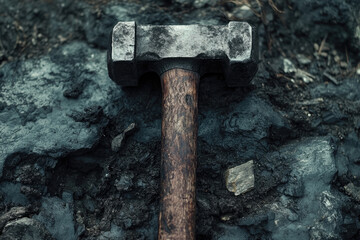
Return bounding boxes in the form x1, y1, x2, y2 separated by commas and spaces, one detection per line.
111, 134, 126, 152
232, 5, 256, 20
285, 137, 336, 198
0, 0, 357, 239
225, 160, 254, 196
0, 42, 122, 177
308, 191, 344, 240
215, 94, 289, 160
221, 96, 286, 137
34, 197, 77, 240
0, 217, 54, 240
296, 54, 312, 65
270, 137, 341, 240
282, 58, 296, 73
111, 123, 136, 152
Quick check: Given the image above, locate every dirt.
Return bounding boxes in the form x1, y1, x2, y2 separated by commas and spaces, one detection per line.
1, 0, 360, 239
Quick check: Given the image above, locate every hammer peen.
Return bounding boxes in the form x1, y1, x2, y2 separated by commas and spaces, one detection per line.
108, 21, 258, 239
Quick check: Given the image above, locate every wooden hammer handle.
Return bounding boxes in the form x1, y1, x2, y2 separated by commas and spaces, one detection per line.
158, 68, 199, 240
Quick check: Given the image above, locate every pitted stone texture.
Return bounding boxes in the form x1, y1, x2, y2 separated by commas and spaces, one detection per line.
198, 94, 290, 160
270, 137, 342, 240
0, 42, 122, 177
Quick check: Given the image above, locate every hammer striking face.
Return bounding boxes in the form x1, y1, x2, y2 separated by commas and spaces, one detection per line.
108, 21, 258, 240
108, 21, 258, 87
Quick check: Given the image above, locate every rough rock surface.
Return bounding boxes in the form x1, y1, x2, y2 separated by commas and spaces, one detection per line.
0, 42, 122, 177
0, 217, 54, 240
271, 137, 342, 240
289, 0, 360, 51
0, 0, 360, 239
34, 197, 78, 240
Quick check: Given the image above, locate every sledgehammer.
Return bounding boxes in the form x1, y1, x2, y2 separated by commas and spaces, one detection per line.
107, 21, 258, 239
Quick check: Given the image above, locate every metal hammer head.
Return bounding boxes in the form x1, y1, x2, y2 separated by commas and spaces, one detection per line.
107, 21, 258, 87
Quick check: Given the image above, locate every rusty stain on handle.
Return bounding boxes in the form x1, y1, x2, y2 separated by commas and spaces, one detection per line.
158, 68, 199, 240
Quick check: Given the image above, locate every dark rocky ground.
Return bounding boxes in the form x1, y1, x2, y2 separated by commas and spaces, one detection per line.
0, 0, 360, 239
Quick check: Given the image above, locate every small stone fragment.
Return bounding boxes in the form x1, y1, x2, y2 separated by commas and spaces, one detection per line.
193, 0, 217, 8
344, 183, 360, 202
340, 61, 348, 68
111, 134, 125, 152
225, 160, 254, 196
282, 58, 296, 73
334, 55, 341, 62
319, 52, 328, 57
111, 123, 136, 152
233, 5, 255, 20
220, 215, 232, 221
296, 54, 311, 65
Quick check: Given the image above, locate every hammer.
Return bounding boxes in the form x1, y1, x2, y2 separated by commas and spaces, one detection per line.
107, 21, 258, 239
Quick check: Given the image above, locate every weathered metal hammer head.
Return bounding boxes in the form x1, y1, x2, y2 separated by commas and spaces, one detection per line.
107, 21, 258, 87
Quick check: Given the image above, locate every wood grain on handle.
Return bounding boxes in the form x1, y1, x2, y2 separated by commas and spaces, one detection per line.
158, 68, 199, 240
